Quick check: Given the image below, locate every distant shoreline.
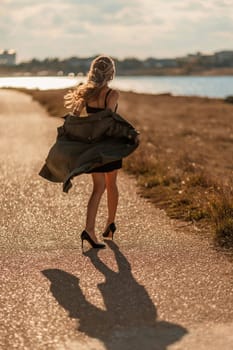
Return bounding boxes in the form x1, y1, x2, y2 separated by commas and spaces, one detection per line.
118, 67, 233, 76
1, 67, 233, 77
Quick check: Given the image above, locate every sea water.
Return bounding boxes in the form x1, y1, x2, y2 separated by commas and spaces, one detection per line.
0, 75, 232, 98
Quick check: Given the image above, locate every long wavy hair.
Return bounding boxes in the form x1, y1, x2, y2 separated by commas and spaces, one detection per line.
64, 55, 115, 112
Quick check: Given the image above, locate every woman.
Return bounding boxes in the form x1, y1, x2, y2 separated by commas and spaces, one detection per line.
39, 55, 139, 250
64, 55, 123, 250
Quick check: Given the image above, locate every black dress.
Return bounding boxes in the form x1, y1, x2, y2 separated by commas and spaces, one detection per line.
85, 89, 122, 173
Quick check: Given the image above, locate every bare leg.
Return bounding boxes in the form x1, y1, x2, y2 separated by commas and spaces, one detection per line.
104, 170, 119, 230
85, 173, 106, 242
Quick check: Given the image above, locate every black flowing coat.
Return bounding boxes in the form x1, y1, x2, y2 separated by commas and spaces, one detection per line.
39, 109, 139, 193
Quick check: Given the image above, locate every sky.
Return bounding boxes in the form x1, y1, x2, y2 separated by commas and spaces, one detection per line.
0, 0, 233, 62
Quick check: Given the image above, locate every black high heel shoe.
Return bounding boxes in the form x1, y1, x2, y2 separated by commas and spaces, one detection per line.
81, 230, 106, 250
102, 222, 116, 240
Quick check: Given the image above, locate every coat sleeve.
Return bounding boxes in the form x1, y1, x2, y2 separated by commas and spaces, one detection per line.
106, 113, 140, 143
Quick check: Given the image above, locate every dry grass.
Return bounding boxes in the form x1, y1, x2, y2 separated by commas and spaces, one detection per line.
20, 88, 233, 250
17, 88, 68, 117
210, 189, 233, 249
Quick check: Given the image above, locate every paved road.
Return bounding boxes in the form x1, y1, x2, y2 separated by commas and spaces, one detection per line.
0, 89, 232, 350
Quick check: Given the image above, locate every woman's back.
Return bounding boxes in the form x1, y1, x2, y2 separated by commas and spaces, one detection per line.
75, 87, 118, 117
86, 88, 113, 113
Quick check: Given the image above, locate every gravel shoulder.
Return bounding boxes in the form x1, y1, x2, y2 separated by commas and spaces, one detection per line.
0, 89, 232, 350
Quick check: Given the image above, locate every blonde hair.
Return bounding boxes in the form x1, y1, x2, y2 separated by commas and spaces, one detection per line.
64, 55, 115, 111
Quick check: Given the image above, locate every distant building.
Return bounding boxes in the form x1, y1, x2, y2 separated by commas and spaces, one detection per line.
155, 59, 178, 68
177, 52, 202, 64
0, 49, 16, 65
214, 51, 233, 65
144, 57, 178, 68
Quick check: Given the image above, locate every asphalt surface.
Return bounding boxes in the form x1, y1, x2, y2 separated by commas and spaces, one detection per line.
0, 89, 233, 350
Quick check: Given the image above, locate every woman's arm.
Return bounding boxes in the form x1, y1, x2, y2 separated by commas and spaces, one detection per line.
106, 90, 119, 112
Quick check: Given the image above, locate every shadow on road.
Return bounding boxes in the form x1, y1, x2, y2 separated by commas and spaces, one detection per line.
42, 240, 187, 349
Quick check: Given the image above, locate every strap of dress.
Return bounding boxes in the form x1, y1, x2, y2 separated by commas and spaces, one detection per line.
104, 89, 112, 108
